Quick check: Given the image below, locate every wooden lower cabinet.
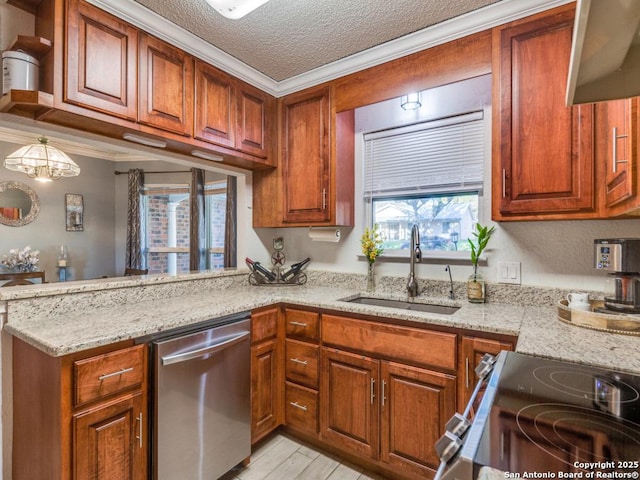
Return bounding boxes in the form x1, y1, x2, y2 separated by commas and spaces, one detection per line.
320, 347, 456, 478
251, 305, 283, 443
285, 381, 319, 435
12, 339, 148, 480
320, 348, 379, 458
73, 392, 145, 479
458, 335, 514, 410
251, 338, 281, 443
380, 361, 456, 476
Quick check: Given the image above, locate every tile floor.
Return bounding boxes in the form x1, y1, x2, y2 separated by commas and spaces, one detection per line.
220, 433, 388, 480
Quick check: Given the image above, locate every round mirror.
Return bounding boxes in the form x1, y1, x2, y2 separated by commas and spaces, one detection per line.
0, 181, 40, 227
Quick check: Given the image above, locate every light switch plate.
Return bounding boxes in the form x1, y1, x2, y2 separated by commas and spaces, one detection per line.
497, 261, 521, 284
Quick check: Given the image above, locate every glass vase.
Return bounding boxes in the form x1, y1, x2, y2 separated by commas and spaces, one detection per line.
467, 270, 485, 303
367, 262, 376, 292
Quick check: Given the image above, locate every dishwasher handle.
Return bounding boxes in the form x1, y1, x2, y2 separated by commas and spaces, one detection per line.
161, 330, 250, 366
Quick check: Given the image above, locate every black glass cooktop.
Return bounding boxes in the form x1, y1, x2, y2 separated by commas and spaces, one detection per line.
474, 352, 640, 474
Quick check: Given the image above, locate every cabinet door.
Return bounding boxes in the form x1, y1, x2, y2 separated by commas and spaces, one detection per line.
237, 81, 271, 158
380, 361, 456, 477
320, 347, 379, 459
458, 336, 513, 410
494, 7, 595, 218
194, 60, 236, 149
282, 85, 331, 223
598, 99, 637, 209
73, 391, 146, 480
138, 33, 193, 136
251, 339, 281, 443
65, 0, 137, 120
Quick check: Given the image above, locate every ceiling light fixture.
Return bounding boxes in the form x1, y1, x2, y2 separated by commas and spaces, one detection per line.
401, 92, 422, 111
4, 136, 80, 182
205, 0, 270, 19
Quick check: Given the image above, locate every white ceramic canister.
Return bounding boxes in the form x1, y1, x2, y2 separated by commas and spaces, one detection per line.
2, 51, 39, 95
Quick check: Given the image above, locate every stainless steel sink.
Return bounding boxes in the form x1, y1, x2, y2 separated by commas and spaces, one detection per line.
344, 296, 460, 315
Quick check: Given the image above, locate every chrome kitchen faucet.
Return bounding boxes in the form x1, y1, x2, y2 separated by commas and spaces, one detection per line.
406, 224, 421, 297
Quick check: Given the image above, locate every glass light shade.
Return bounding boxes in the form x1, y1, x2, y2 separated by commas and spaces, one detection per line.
401, 92, 422, 110
205, 0, 270, 19
4, 137, 80, 181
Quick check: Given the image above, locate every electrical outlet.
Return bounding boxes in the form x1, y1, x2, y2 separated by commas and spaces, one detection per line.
497, 261, 521, 284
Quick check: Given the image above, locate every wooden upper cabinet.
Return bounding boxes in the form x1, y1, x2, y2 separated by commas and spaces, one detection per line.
282, 85, 331, 223
194, 60, 235, 149
237, 81, 271, 158
493, 6, 596, 219
597, 98, 639, 213
138, 33, 194, 136
64, 0, 138, 120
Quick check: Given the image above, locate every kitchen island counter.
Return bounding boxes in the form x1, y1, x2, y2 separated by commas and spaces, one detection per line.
2, 272, 639, 373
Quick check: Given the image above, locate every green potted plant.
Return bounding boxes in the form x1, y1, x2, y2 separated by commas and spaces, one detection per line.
361, 224, 384, 292
467, 223, 495, 303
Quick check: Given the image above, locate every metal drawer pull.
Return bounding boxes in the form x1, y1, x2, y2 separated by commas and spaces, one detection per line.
289, 321, 308, 327
99, 367, 134, 381
370, 378, 376, 405
290, 357, 308, 365
382, 380, 387, 407
612, 127, 629, 173
136, 412, 143, 448
289, 401, 308, 411
465, 357, 470, 389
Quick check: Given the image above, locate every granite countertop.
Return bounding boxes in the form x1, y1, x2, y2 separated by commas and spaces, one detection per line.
3, 275, 640, 374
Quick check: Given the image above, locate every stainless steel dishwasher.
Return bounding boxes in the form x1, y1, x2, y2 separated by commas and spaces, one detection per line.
149, 312, 251, 480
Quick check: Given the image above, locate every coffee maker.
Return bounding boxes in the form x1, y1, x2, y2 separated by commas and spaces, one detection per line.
595, 238, 640, 313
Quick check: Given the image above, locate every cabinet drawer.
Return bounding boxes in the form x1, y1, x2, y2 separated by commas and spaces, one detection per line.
74, 345, 145, 406
321, 314, 457, 371
252, 308, 278, 344
285, 381, 318, 434
285, 339, 319, 389
285, 309, 319, 341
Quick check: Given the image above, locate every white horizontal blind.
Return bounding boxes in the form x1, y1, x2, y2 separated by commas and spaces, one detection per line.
364, 111, 484, 198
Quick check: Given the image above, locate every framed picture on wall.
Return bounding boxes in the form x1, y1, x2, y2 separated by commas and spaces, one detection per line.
65, 194, 83, 231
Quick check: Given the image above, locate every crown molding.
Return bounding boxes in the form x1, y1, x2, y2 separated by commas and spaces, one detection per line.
88, 0, 571, 97
87, 0, 281, 96
88, 0, 572, 97
276, 0, 573, 95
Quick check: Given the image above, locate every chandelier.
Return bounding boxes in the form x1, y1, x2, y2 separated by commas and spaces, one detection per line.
4, 136, 80, 182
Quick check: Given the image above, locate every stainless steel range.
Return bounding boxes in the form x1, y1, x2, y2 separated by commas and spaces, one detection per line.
435, 351, 640, 479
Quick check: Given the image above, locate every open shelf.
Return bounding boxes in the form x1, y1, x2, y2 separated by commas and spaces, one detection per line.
0, 89, 53, 114
4, 35, 52, 60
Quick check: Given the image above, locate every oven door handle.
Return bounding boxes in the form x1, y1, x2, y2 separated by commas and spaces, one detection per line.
161, 331, 250, 366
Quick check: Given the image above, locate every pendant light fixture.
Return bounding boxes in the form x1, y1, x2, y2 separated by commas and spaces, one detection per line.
4, 136, 80, 182
205, 0, 270, 19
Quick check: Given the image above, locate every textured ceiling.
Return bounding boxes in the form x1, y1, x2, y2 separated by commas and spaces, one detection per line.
133, 0, 502, 82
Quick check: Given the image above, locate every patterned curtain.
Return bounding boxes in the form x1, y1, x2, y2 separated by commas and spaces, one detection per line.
125, 169, 145, 270
190, 168, 206, 271
224, 175, 237, 268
